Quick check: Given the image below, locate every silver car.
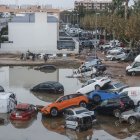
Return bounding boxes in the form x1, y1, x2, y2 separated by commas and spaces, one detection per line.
120, 107, 140, 124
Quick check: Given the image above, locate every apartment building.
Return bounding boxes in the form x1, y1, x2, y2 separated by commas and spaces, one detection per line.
74, 0, 112, 11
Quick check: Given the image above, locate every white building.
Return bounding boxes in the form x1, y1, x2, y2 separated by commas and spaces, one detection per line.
75, 0, 112, 11
1, 12, 79, 54
1, 12, 58, 54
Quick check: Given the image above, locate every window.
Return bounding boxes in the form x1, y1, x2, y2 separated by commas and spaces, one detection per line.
87, 80, 95, 85
120, 91, 128, 96
133, 62, 140, 68
59, 96, 69, 102
67, 110, 74, 115
101, 100, 108, 106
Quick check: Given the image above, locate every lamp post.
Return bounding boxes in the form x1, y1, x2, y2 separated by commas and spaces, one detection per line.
95, 13, 100, 57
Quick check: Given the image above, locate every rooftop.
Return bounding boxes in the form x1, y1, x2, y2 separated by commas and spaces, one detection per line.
10, 13, 58, 23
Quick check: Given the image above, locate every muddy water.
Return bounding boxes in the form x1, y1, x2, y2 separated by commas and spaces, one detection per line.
0, 66, 140, 140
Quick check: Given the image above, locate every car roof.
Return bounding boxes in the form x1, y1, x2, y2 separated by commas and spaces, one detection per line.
67, 107, 87, 111
40, 81, 61, 85
90, 90, 115, 94
16, 104, 30, 109
122, 87, 140, 91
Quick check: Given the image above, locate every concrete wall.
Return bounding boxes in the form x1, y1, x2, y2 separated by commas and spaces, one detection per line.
1, 13, 58, 54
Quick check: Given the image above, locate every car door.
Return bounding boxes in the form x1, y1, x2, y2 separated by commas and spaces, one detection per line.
56, 95, 70, 110
68, 94, 80, 107
39, 84, 54, 93
95, 100, 108, 114
66, 116, 77, 129
131, 62, 140, 74
98, 99, 118, 115
83, 80, 96, 93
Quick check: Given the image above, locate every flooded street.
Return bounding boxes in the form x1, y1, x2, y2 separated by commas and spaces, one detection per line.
0, 66, 140, 140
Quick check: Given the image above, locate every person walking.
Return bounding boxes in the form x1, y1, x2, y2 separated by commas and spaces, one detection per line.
44, 54, 48, 63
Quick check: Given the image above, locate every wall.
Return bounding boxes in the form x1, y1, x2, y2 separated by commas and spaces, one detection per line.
1, 13, 58, 54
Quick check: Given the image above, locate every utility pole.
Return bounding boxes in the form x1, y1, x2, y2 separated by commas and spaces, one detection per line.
95, 13, 100, 57
125, 0, 128, 20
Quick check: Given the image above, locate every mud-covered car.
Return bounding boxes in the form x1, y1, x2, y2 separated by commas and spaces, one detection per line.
31, 81, 64, 94
10, 103, 37, 121
94, 95, 134, 117
120, 106, 140, 124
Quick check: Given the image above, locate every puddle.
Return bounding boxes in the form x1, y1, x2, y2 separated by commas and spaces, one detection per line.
0, 66, 140, 140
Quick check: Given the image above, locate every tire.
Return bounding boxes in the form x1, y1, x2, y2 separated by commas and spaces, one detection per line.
137, 101, 140, 106
113, 109, 121, 118
112, 57, 116, 61
92, 95, 101, 103
129, 100, 134, 108
128, 116, 137, 125
95, 85, 101, 90
76, 126, 81, 132
131, 71, 136, 76
50, 108, 58, 117
79, 101, 87, 108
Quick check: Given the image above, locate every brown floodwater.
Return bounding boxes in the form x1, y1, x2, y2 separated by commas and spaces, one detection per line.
0, 66, 140, 140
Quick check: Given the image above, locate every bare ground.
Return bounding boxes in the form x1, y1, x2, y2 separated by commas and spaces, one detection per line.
0, 52, 140, 86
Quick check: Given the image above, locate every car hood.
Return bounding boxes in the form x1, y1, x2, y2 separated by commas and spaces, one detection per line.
106, 55, 113, 58
121, 109, 135, 116
126, 65, 132, 70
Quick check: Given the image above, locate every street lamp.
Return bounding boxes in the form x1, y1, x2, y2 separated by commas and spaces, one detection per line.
95, 13, 100, 57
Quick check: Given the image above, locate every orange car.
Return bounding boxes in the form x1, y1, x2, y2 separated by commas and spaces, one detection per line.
41, 93, 89, 117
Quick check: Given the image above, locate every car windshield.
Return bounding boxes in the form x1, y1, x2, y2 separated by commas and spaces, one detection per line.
53, 83, 61, 88
114, 83, 126, 88
133, 107, 140, 112
100, 100, 108, 106
75, 109, 89, 114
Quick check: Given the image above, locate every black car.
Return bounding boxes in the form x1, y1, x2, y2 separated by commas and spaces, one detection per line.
34, 65, 56, 73
31, 81, 64, 94
0, 86, 4, 92
94, 64, 106, 72
94, 95, 134, 118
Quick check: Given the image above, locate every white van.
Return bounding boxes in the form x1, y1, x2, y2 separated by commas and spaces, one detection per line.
119, 87, 140, 106
126, 54, 140, 76
0, 92, 17, 113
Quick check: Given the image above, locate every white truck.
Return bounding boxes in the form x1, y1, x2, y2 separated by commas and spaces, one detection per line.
0, 92, 17, 113
126, 54, 140, 76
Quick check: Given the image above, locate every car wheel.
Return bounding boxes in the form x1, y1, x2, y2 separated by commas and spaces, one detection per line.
129, 100, 134, 107
92, 95, 101, 103
50, 108, 58, 117
137, 101, 140, 106
112, 57, 116, 61
128, 116, 137, 125
131, 71, 136, 76
76, 126, 81, 132
79, 101, 87, 108
113, 109, 121, 118
95, 85, 101, 90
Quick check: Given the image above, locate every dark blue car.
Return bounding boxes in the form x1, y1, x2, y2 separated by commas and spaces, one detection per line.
87, 90, 119, 103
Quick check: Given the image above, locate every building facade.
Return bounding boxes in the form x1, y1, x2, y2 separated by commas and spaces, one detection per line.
74, 0, 112, 11
1, 12, 58, 53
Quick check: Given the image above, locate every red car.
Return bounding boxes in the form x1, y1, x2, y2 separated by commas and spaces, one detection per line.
10, 103, 37, 121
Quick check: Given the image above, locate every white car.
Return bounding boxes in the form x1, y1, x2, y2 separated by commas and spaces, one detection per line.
107, 47, 124, 54
72, 67, 97, 78
76, 77, 111, 94
65, 107, 95, 131
106, 52, 126, 61
100, 43, 112, 50
64, 107, 96, 122
119, 87, 140, 106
